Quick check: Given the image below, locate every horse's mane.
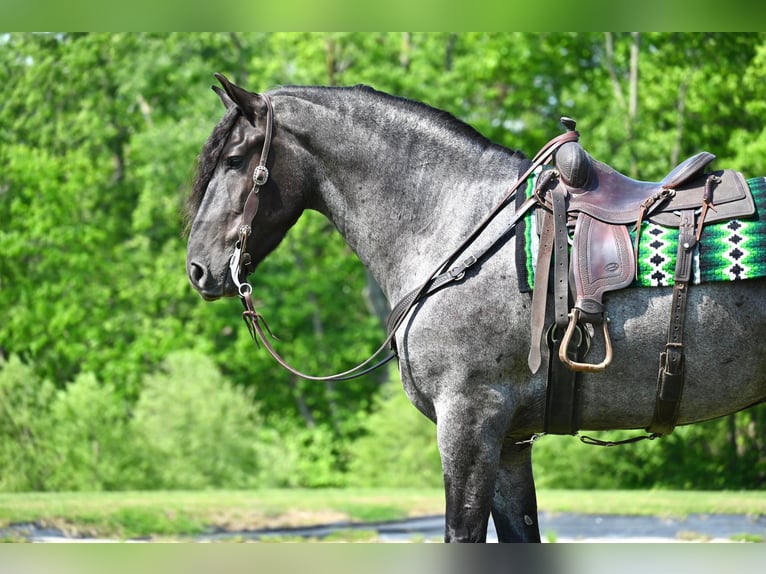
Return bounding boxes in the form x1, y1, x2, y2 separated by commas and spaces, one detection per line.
185, 84, 519, 234
349, 84, 503, 152
273, 83, 508, 154
185, 105, 240, 235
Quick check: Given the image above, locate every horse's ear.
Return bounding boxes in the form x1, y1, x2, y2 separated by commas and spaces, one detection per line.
214, 73, 261, 123
212, 85, 235, 110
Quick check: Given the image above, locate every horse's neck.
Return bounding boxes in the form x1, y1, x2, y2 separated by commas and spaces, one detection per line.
275, 88, 525, 303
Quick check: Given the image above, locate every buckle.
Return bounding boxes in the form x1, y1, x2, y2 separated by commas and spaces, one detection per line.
253, 165, 269, 186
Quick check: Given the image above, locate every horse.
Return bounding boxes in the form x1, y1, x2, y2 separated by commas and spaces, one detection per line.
185, 74, 766, 542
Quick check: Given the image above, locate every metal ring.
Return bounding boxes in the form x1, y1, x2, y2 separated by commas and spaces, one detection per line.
546, 322, 582, 347
239, 283, 253, 297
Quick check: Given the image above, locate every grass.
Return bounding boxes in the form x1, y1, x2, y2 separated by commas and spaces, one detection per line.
538, 489, 766, 518
0, 488, 443, 539
0, 488, 764, 540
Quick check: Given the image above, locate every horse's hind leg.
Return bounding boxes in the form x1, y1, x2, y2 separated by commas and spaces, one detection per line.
491, 440, 541, 542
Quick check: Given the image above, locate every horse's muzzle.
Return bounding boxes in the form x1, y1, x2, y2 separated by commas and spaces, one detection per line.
187, 259, 232, 301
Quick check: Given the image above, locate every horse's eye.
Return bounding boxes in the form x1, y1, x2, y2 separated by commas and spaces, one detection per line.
226, 156, 245, 170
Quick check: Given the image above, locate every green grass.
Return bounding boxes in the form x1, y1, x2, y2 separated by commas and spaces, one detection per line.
538, 489, 766, 518
0, 488, 442, 539
0, 488, 764, 540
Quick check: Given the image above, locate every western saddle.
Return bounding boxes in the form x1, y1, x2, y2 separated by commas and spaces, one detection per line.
531, 118, 755, 437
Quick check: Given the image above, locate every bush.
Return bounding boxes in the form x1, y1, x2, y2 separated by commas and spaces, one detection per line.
0, 356, 139, 491
259, 422, 348, 488
0, 355, 57, 491
0, 351, 357, 491
129, 350, 269, 489
45, 372, 134, 491
345, 382, 442, 488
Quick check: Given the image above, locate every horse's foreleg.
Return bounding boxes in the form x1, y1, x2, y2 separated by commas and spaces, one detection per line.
491, 440, 541, 542
437, 399, 506, 543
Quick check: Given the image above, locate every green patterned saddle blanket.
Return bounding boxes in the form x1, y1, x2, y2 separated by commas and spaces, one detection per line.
516, 176, 766, 291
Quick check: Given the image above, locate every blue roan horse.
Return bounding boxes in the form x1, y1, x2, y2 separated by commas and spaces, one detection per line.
185, 75, 766, 542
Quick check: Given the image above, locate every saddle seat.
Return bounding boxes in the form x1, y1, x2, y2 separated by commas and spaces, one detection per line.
553, 141, 751, 226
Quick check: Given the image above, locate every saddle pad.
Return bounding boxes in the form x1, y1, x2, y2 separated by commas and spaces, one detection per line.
516, 176, 766, 291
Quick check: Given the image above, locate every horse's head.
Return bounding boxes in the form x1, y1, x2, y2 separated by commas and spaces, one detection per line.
185, 74, 309, 300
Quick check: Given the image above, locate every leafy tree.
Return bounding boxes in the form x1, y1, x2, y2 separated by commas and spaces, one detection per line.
0, 356, 57, 491
2, 33, 766, 490
130, 350, 268, 489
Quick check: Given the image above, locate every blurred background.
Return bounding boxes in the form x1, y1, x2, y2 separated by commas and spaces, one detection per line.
2, 32, 766, 493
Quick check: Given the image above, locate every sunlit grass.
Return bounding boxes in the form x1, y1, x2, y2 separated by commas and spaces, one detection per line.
537, 489, 766, 518
0, 488, 764, 539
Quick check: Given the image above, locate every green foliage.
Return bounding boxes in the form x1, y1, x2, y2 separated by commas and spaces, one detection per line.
533, 408, 766, 489
45, 373, 134, 491
346, 381, 442, 488
2, 33, 766, 491
0, 356, 57, 491
129, 350, 268, 489
0, 356, 133, 492
261, 422, 348, 488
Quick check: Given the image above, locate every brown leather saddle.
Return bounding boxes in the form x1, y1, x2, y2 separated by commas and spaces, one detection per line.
529, 119, 755, 436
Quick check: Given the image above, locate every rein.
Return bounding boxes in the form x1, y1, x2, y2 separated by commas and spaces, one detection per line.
231, 97, 578, 381
231, 94, 399, 381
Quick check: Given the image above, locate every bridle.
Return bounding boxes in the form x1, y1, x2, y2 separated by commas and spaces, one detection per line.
226, 93, 579, 382
227, 94, 398, 381
228, 94, 273, 296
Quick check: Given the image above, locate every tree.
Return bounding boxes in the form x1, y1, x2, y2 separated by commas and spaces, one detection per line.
2, 33, 766, 490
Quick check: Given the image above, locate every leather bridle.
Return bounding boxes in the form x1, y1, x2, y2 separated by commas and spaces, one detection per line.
229, 94, 274, 296
226, 94, 578, 382
227, 94, 398, 381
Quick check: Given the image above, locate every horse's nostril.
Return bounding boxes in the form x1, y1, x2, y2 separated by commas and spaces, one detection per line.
189, 260, 208, 287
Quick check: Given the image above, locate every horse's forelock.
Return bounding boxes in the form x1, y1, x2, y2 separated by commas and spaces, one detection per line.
184, 106, 241, 235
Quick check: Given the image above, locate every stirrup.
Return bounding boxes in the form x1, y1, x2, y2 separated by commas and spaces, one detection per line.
559, 309, 613, 373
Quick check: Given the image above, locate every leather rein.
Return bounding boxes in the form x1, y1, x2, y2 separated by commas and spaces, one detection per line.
229, 93, 579, 381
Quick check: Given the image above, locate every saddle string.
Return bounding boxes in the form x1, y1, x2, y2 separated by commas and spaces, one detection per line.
631, 187, 676, 277
516, 432, 661, 447
235, 112, 579, 381
696, 173, 721, 242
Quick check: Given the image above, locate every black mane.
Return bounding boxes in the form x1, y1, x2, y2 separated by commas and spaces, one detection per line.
185, 105, 240, 235
185, 85, 516, 234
